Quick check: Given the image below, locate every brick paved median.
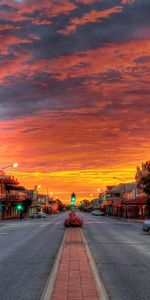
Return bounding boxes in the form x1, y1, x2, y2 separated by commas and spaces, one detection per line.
51, 228, 99, 300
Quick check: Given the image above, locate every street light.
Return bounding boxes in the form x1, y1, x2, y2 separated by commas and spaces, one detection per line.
32, 185, 41, 202
97, 189, 100, 197
0, 163, 18, 198
2, 163, 18, 171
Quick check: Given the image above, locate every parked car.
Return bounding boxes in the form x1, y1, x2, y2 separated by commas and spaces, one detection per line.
91, 210, 105, 216
143, 220, 150, 233
31, 212, 47, 219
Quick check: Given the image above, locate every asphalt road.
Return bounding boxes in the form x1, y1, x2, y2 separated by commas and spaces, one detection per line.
80, 212, 150, 300
0, 213, 67, 300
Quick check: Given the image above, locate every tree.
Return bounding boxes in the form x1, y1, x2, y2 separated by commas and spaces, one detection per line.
140, 174, 150, 195
136, 161, 150, 196
78, 199, 90, 212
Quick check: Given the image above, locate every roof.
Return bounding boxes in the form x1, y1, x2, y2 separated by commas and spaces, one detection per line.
106, 186, 115, 190
0, 197, 26, 202
110, 182, 137, 193
123, 197, 148, 205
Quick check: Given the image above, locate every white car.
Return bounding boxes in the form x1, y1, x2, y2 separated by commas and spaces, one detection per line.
31, 212, 47, 219
91, 210, 104, 216
143, 220, 150, 233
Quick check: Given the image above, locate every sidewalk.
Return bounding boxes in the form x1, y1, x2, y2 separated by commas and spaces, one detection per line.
51, 228, 99, 300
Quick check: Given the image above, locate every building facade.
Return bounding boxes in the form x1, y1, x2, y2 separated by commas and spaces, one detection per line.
0, 171, 29, 220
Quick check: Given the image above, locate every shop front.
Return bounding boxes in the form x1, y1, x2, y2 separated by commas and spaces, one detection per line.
0, 174, 29, 220
104, 197, 148, 219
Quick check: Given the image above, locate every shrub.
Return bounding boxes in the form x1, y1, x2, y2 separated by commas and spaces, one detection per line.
64, 212, 83, 227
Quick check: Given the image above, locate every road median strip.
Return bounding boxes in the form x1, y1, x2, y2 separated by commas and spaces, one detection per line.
40, 229, 67, 300
41, 227, 110, 300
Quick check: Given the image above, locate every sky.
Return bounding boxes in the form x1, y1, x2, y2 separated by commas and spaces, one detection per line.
0, 0, 150, 203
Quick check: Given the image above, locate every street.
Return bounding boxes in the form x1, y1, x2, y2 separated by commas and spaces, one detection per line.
0, 212, 150, 300
0, 213, 67, 300
80, 212, 150, 300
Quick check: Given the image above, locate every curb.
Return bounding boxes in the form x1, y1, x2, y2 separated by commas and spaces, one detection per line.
81, 229, 110, 300
40, 228, 67, 300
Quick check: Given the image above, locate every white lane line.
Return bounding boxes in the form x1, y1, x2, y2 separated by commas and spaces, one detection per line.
84, 221, 136, 224
3, 222, 52, 227
84, 221, 108, 223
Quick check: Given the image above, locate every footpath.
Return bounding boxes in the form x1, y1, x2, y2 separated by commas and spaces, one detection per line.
51, 228, 99, 300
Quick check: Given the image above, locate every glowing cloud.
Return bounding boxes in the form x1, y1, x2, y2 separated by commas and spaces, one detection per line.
0, 0, 150, 201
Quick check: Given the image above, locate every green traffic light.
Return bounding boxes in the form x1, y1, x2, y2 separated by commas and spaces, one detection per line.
70, 192, 76, 205
17, 204, 22, 211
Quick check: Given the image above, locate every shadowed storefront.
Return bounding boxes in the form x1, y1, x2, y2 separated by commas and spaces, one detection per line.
104, 197, 149, 220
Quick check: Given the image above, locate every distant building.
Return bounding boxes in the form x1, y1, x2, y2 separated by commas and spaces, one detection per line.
90, 198, 101, 210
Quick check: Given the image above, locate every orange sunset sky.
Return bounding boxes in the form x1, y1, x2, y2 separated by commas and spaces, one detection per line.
0, 0, 150, 203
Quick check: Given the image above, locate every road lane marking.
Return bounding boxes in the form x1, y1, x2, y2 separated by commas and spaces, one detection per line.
84, 221, 136, 225
1, 222, 53, 227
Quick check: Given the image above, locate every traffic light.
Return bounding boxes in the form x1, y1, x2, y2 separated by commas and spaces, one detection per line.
71, 192, 76, 204
16, 204, 23, 211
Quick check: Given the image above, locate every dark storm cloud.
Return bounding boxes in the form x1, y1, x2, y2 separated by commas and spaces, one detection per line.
134, 56, 150, 64
0, 4, 16, 11
0, 71, 97, 119
28, 0, 149, 60
0, 0, 150, 121
89, 70, 123, 84
0, 0, 149, 61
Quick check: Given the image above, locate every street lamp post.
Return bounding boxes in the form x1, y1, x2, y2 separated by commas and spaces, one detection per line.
2, 163, 18, 171
0, 163, 18, 197
33, 185, 41, 201
45, 187, 50, 208
0, 163, 18, 220
97, 189, 101, 199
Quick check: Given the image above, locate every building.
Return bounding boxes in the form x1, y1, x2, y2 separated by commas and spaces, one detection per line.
0, 171, 30, 220
103, 182, 149, 219
90, 198, 101, 210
